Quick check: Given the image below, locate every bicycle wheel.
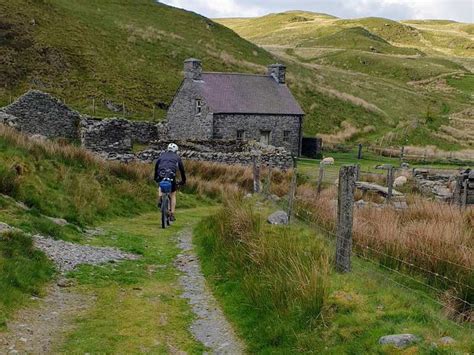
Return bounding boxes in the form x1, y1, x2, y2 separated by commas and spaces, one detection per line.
161, 194, 169, 229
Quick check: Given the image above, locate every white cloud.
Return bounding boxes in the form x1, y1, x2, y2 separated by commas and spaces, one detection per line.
160, 0, 474, 22
161, 0, 265, 18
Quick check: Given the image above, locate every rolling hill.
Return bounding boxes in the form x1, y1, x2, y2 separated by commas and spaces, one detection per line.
0, 0, 273, 120
1, 2, 473, 149
217, 11, 474, 149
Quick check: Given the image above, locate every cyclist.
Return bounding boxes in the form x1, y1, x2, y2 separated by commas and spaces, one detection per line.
154, 143, 186, 222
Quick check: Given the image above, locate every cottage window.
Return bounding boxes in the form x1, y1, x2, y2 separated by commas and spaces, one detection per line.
283, 130, 291, 142
237, 130, 245, 140
260, 130, 271, 145
195, 99, 202, 115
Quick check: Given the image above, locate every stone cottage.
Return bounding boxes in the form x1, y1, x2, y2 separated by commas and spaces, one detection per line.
166, 59, 304, 155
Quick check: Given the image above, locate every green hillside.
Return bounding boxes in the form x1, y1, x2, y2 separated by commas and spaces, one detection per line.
0, 0, 273, 119
217, 11, 474, 149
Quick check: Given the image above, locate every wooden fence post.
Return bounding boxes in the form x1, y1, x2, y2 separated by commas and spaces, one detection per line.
386, 165, 394, 201
152, 105, 155, 122
357, 143, 363, 160
317, 164, 324, 195
287, 169, 297, 224
453, 175, 462, 206
122, 101, 125, 118
462, 179, 468, 209
264, 165, 273, 197
252, 155, 260, 193
335, 165, 356, 273
355, 164, 360, 181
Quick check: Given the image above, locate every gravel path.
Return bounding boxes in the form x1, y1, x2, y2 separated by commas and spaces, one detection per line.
33, 234, 139, 272
175, 231, 244, 354
0, 284, 93, 354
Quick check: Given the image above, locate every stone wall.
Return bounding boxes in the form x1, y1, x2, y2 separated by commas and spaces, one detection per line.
1, 90, 81, 139
213, 114, 302, 156
80, 117, 167, 153
105, 140, 294, 169
166, 79, 214, 140
80, 117, 133, 153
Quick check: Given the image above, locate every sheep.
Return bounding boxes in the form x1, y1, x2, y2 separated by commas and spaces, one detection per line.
394, 176, 407, 187
321, 157, 335, 165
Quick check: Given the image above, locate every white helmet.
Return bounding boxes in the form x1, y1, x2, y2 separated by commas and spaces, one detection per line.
167, 143, 179, 153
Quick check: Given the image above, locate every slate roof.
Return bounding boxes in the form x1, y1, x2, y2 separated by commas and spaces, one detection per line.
197, 73, 304, 116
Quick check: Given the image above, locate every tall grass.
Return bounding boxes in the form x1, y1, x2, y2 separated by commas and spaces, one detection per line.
295, 183, 474, 320
195, 198, 330, 351
184, 160, 292, 199
0, 125, 155, 226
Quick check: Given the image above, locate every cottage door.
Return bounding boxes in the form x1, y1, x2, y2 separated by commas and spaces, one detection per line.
260, 130, 271, 145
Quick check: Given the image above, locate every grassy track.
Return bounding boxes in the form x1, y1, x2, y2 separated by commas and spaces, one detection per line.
60, 206, 216, 353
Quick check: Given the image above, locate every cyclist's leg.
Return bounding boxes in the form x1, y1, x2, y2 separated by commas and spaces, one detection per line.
170, 191, 177, 215
157, 187, 163, 207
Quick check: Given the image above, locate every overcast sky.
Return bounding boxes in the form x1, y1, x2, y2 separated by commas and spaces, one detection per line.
160, 0, 474, 23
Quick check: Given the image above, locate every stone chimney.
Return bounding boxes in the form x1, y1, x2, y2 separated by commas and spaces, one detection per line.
184, 58, 202, 80
267, 63, 286, 84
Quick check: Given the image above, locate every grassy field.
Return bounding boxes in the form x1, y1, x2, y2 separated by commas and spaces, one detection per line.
195, 199, 474, 353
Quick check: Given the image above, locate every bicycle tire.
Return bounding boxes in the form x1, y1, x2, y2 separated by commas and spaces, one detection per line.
161, 194, 169, 229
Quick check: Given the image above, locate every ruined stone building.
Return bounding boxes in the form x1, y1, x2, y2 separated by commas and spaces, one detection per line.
166, 59, 305, 155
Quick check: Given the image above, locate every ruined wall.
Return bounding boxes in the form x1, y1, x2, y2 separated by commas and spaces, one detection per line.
80, 117, 133, 153
1, 90, 81, 139
1, 90, 295, 169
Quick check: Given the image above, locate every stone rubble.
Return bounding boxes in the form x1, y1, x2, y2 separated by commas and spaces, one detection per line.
413, 169, 455, 201
33, 234, 139, 272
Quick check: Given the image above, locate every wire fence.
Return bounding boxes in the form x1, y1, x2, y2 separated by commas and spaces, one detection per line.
279, 163, 474, 327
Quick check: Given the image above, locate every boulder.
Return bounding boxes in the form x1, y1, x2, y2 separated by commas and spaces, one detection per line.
46, 216, 69, 226
438, 336, 455, 345
0, 222, 13, 233
379, 334, 419, 348
267, 210, 288, 225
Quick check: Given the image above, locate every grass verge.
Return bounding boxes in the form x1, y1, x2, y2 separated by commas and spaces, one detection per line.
195, 197, 474, 353
0, 231, 55, 329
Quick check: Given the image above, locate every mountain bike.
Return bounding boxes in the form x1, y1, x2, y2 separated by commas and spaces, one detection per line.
159, 178, 173, 229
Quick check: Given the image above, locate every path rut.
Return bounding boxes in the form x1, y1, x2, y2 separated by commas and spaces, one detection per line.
175, 230, 244, 354
0, 284, 92, 354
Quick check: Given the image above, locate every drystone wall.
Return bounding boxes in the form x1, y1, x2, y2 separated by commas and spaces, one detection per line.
104, 140, 295, 169
1, 90, 81, 139
80, 117, 133, 153
80, 117, 167, 153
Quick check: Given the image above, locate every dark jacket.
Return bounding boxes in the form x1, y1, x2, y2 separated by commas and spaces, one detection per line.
154, 151, 186, 183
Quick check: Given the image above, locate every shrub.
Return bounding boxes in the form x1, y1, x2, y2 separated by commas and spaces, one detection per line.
0, 165, 19, 197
